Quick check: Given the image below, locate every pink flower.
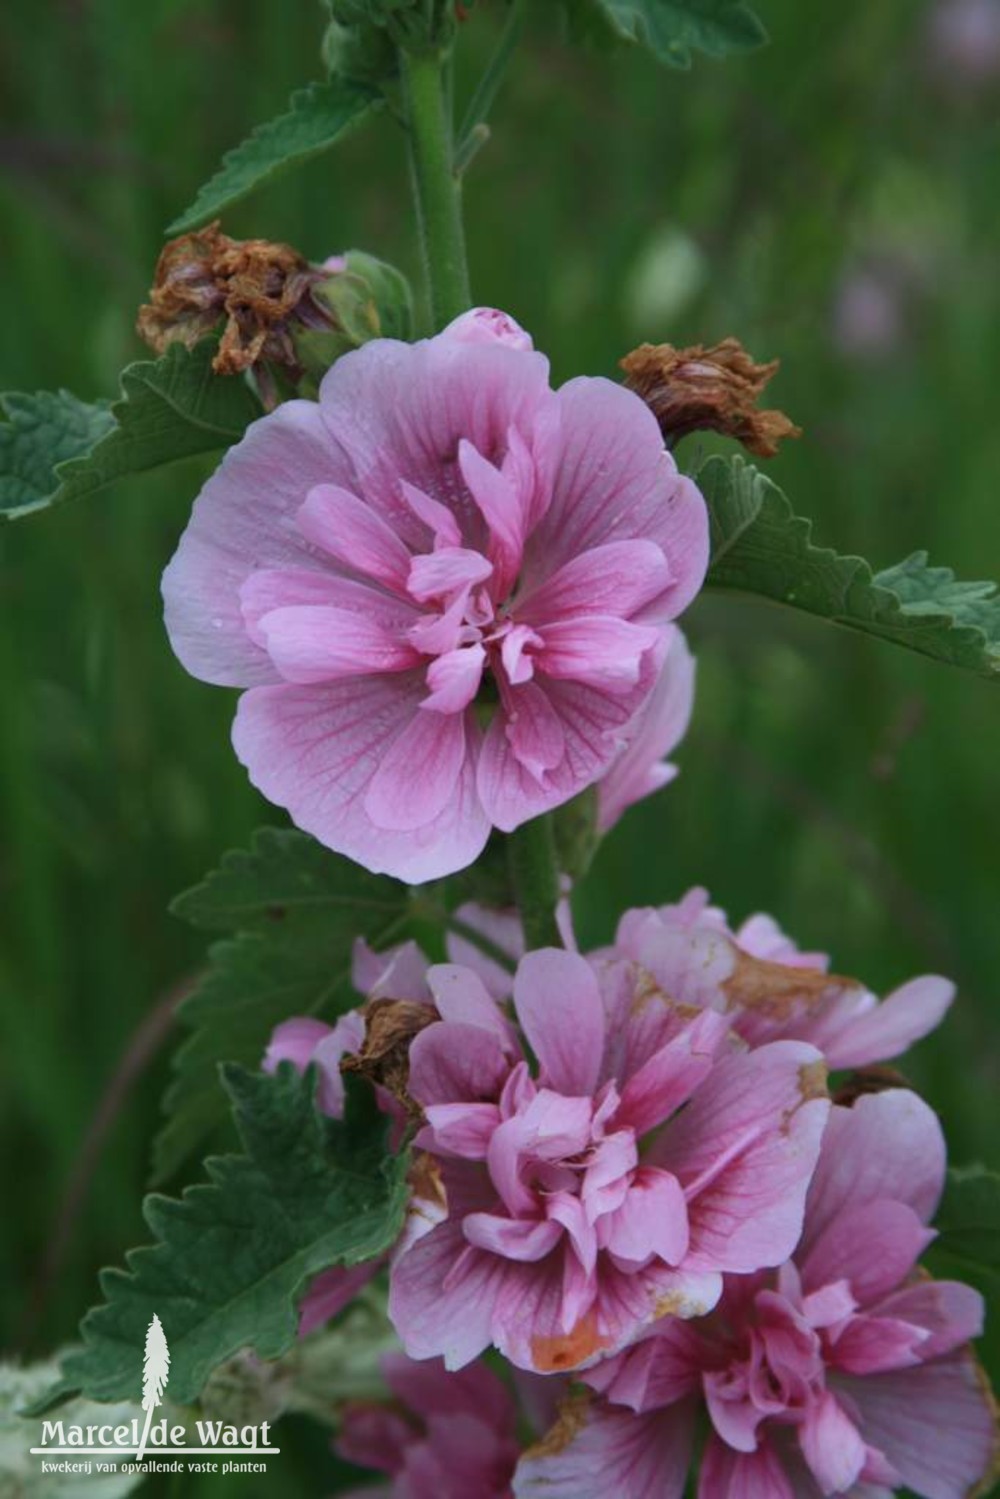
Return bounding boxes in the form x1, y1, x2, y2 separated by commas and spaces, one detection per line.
597, 624, 696, 832
162, 309, 708, 882
336, 1354, 524, 1499
388, 950, 829, 1374
516, 1090, 997, 1499
263, 1011, 364, 1119
613, 887, 954, 1069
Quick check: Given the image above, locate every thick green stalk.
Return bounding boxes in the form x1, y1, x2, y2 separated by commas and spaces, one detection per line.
507, 815, 563, 950
400, 48, 471, 330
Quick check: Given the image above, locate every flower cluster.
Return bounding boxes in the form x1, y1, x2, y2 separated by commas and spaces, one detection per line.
263, 901, 994, 1497
166, 310, 995, 1496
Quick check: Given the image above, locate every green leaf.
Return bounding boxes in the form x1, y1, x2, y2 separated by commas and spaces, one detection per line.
584, 0, 767, 67
154, 829, 411, 1183
0, 343, 261, 521
55, 1064, 409, 1407
933, 1165, 1000, 1274
702, 454, 1000, 678
168, 81, 381, 235
0, 390, 115, 518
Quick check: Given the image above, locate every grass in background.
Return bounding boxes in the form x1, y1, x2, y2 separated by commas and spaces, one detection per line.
1, 1, 998, 1489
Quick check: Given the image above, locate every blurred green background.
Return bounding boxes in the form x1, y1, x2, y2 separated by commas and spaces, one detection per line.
2, 0, 999, 1488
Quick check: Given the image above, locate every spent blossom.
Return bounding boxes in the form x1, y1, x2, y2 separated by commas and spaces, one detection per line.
516, 1089, 998, 1499
162, 308, 708, 882
388, 948, 829, 1374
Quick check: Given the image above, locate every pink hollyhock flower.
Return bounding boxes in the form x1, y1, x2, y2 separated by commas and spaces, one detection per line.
161, 309, 708, 882
336, 1354, 526, 1498
516, 1090, 997, 1499
388, 949, 829, 1374
597, 624, 695, 832
613, 887, 954, 1069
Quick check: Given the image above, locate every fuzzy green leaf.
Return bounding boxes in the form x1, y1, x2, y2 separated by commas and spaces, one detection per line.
52, 1065, 409, 1407
702, 454, 1000, 678
0, 391, 115, 519
154, 829, 411, 1183
168, 81, 381, 234
585, 0, 767, 67
933, 1165, 1000, 1274
1, 343, 260, 520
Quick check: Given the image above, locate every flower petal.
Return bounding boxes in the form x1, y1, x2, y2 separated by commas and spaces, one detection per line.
162, 398, 353, 687
514, 1397, 696, 1499
801, 1091, 946, 1255
297, 483, 413, 592
513, 949, 605, 1096
233, 678, 489, 882
363, 708, 467, 831
838, 1354, 999, 1499
256, 604, 418, 683
656, 1041, 830, 1274
522, 377, 708, 622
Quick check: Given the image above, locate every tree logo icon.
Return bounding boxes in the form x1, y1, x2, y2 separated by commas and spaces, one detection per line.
137, 1315, 170, 1460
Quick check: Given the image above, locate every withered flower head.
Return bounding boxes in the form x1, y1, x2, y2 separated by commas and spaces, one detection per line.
341, 997, 438, 1118
136, 222, 334, 382
620, 335, 802, 458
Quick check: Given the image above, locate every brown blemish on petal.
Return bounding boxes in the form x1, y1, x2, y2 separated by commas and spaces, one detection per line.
531, 1313, 609, 1373
798, 1059, 829, 1103
523, 1392, 593, 1460
341, 997, 438, 1117
721, 948, 862, 1022
620, 336, 802, 458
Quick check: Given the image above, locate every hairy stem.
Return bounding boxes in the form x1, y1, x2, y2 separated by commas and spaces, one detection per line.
401, 47, 471, 330
507, 815, 562, 950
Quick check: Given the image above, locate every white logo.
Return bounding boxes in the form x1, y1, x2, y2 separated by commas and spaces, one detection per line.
30, 1315, 280, 1476
138, 1314, 170, 1460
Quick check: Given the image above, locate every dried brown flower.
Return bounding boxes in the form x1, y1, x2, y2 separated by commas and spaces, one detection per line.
136, 222, 333, 381
620, 336, 802, 458
341, 997, 438, 1117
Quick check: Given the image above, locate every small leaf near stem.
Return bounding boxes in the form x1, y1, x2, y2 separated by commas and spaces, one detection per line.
506, 815, 563, 951
455, 0, 529, 173
399, 47, 471, 331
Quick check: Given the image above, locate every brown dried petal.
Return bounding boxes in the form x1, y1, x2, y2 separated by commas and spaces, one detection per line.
620, 335, 802, 458
341, 998, 438, 1117
136, 222, 331, 378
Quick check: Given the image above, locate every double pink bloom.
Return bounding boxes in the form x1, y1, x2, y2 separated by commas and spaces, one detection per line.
162, 308, 707, 881
388, 949, 830, 1374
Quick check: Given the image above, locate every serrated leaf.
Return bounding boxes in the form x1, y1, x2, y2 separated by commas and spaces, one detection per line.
168, 81, 381, 235
702, 454, 1000, 678
0, 391, 115, 518
56, 1065, 409, 1407
587, 0, 767, 67
154, 830, 411, 1183
1, 343, 261, 521
933, 1165, 1000, 1274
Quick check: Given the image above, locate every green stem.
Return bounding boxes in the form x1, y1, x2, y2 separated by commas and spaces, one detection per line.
456, 0, 528, 164
507, 815, 562, 950
400, 48, 471, 330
